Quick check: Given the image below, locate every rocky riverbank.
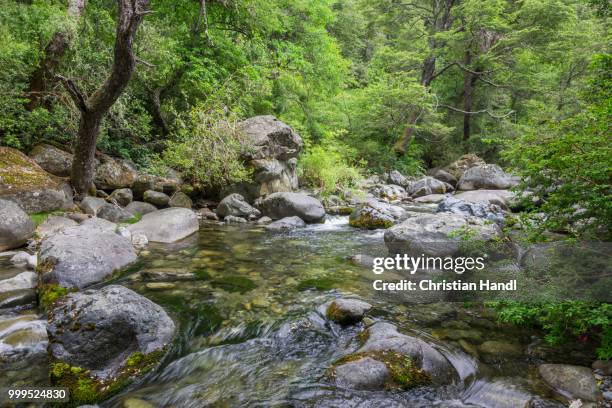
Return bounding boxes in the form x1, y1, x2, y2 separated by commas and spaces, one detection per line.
0, 116, 610, 407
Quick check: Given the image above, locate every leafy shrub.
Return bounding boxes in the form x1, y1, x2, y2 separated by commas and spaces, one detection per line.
160, 105, 252, 189
299, 131, 363, 195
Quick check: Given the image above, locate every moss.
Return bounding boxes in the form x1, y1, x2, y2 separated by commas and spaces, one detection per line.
357, 328, 370, 345
210, 276, 257, 293
330, 350, 431, 390
193, 267, 212, 280
349, 213, 392, 230
49, 349, 166, 407
297, 277, 339, 292
0, 147, 59, 194
326, 301, 362, 325
39, 283, 68, 310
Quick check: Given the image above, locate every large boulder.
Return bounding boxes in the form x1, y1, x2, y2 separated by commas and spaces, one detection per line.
128, 208, 199, 243
39, 224, 137, 290
458, 164, 518, 190
79, 196, 107, 215
408, 177, 447, 198
0, 147, 73, 213
384, 212, 502, 256
538, 364, 601, 402
334, 357, 390, 390
428, 168, 458, 187
47, 285, 175, 378
0, 199, 35, 251
143, 190, 170, 207
227, 116, 303, 200
28, 144, 73, 177
387, 170, 411, 188
357, 322, 457, 385
94, 156, 138, 190
168, 192, 192, 209
444, 154, 486, 179
258, 192, 325, 223
325, 298, 372, 325
437, 196, 505, 224
132, 171, 182, 200
454, 190, 516, 209
36, 215, 78, 239
216, 193, 261, 219
371, 184, 407, 201
349, 200, 405, 229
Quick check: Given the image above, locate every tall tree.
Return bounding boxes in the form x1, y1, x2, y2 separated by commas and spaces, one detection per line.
58, 0, 151, 195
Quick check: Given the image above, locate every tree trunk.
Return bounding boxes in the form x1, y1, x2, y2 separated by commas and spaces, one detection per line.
61, 0, 150, 195
26, 0, 85, 110
462, 50, 474, 142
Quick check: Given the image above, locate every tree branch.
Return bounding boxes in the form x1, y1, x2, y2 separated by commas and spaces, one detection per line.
55, 75, 88, 112
440, 104, 514, 118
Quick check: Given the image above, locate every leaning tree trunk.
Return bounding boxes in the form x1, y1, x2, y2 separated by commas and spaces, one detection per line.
26, 0, 85, 110
59, 0, 150, 195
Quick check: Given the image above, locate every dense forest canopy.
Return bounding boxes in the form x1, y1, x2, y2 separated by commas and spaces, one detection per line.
0, 0, 610, 229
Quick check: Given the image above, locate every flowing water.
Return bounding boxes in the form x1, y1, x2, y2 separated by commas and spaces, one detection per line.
1, 216, 595, 407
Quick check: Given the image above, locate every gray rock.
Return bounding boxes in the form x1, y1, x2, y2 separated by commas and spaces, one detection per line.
388, 170, 411, 188
97, 203, 136, 223
79, 196, 107, 216
94, 157, 138, 190
143, 190, 170, 207
454, 189, 516, 209
0, 147, 74, 213
132, 172, 182, 200
444, 154, 486, 179
0, 200, 34, 251
197, 207, 219, 221
334, 357, 390, 390
265, 216, 306, 231
358, 322, 457, 384
0, 314, 48, 363
9, 251, 37, 268
256, 216, 273, 225
48, 285, 175, 378
0, 271, 38, 308
39, 224, 137, 289
326, 298, 372, 325
168, 192, 192, 209
414, 194, 446, 204
592, 360, 612, 376
227, 116, 303, 200
110, 188, 133, 206
224, 215, 247, 224
538, 364, 601, 402
80, 217, 117, 231
457, 164, 518, 190
429, 169, 458, 187
36, 215, 78, 239
258, 192, 325, 223
125, 201, 157, 216
437, 196, 505, 224
349, 200, 406, 229
128, 208, 199, 243
0, 271, 37, 293
384, 212, 502, 257
478, 340, 523, 363
217, 193, 261, 218
371, 184, 407, 201
28, 144, 73, 177
463, 379, 536, 408
408, 177, 447, 198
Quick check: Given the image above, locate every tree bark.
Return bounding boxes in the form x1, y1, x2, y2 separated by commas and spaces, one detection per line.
60, 0, 150, 195
26, 0, 85, 110
462, 50, 474, 141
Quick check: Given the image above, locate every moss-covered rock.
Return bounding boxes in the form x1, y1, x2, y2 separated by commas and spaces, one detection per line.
326, 298, 372, 325
330, 350, 430, 390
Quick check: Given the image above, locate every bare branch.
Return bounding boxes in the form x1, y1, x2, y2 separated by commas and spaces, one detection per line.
440, 104, 514, 119
135, 57, 155, 67
55, 74, 88, 112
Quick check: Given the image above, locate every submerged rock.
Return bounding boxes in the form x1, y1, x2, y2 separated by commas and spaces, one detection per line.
334, 357, 390, 390
326, 298, 372, 325
0, 271, 37, 308
128, 208, 199, 243
48, 285, 174, 378
0, 314, 48, 363
0, 199, 34, 251
258, 192, 325, 223
538, 364, 601, 402
266, 216, 306, 231
384, 212, 502, 257
39, 224, 137, 290
216, 193, 261, 219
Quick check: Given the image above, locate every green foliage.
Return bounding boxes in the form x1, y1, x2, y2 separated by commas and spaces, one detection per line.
39, 284, 68, 310
160, 105, 252, 189
299, 131, 363, 195
489, 301, 612, 359
504, 54, 612, 239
